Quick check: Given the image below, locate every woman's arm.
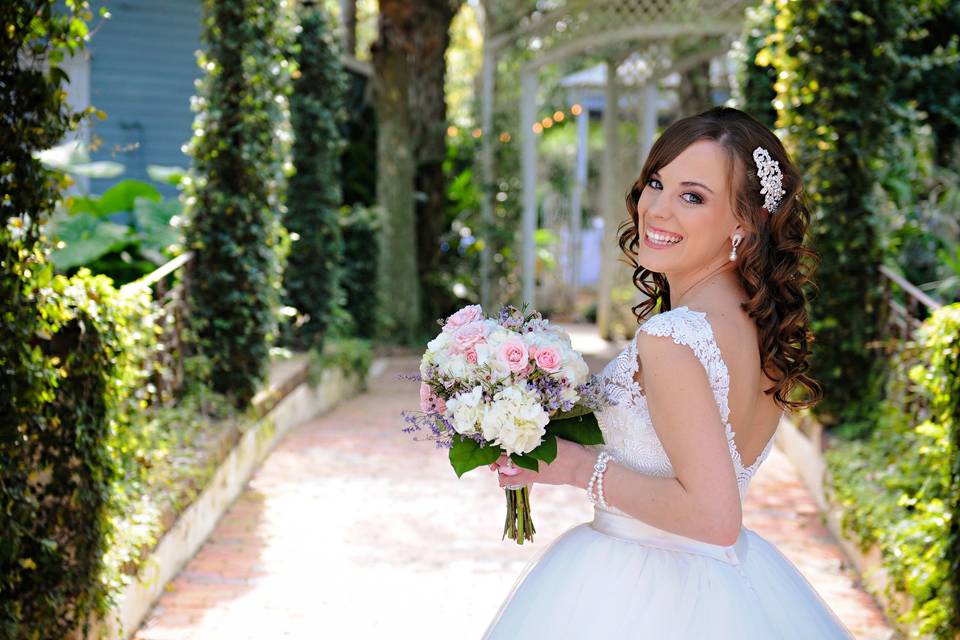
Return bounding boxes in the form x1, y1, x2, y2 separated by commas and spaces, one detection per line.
496, 330, 743, 547
580, 330, 743, 546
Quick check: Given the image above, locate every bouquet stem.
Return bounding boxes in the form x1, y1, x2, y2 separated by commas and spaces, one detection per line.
502, 486, 536, 544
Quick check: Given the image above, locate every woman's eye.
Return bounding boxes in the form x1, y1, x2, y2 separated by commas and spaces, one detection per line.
681, 192, 703, 205
646, 178, 662, 190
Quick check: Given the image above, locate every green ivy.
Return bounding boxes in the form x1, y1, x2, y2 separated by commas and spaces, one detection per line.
826, 303, 960, 638
735, 0, 778, 129
756, 0, 908, 432
282, 2, 347, 351
339, 203, 383, 340
182, 0, 293, 407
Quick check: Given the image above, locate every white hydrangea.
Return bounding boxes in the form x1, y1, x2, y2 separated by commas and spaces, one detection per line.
445, 385, 485, 435
486, 384, 549, 456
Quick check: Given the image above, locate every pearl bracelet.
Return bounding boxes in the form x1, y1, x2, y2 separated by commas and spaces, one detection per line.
586, 451, 613, 509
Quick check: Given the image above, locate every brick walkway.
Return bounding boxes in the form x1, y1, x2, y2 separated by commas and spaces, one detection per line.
134, 349, 895, 639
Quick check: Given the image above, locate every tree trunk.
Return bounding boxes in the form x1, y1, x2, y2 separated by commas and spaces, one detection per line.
372, 0, 420, 343
678, 60, 713, 117
340, 0, 356, 57
410, 0, 461, 329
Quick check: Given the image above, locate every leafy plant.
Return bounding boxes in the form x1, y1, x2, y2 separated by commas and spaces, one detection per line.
48, 178, 182, 279
826, 303, 960, 638
182, 0, 293, 408
282, 1, 347, 351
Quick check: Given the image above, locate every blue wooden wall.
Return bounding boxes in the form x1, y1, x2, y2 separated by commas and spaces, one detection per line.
88, 0, 201, 196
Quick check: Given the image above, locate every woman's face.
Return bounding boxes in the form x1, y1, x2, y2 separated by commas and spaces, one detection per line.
635, 139, 741, 275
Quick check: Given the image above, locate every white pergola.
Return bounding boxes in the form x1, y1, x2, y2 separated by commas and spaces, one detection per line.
478, 0, 752, 335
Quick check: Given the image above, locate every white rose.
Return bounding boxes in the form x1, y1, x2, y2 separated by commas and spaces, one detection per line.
559, 351, 589, 387
474, 342, 512, 381
437, 350, 470, 379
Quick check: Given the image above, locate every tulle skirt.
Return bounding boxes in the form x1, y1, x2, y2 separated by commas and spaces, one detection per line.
482, 506, 855, 639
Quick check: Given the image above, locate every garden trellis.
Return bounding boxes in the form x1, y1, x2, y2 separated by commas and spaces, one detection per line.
478, 0, 751, 333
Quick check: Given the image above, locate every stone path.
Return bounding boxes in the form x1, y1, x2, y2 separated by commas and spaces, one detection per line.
134, 334, 895, 639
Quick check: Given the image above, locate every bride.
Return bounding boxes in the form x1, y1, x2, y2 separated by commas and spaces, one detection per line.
483, 106, 855, 639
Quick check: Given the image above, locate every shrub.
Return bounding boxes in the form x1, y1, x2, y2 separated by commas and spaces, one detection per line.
182, 0, 291, 407
339, 203, 383, 339
282, 2, 347, 351
758, 0, 908, 433
826, 303, 960, 638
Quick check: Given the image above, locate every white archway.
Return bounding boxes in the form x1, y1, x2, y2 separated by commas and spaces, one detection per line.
478, 0, 751, 334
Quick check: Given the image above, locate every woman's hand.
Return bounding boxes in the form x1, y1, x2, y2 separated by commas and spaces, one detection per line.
488, 438, 592, 489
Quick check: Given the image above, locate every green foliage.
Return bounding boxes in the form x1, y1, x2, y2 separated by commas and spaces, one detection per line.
48, 178, 183, 281
872, 111, 960, 303
182, 0, 293, 408
307, 336, 374, 387
339, 203, 383, 339
757, 0, 908, 430
894, 1, 960, 167
1, 266, 159, 639
282, 2, 348, 351
0, 2, 116, 637
826, 303, 960, 638
734, 1, 778, 128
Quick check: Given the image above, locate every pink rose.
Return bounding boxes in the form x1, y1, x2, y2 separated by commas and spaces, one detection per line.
515, 362, 534, 378
452, 321, 487, 352
443, 304, 483, 333
497, 339, 530, 373
419, 382, 447, 414
533, 345, 561, 372
465, 347, 478, 364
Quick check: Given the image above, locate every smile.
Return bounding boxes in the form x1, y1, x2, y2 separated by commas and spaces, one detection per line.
644, 227, 683, 248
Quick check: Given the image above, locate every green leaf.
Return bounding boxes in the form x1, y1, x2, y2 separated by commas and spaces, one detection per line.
509, 452, 539, 471
546, 412, 604, 445
133, 196, 181, 257
448, 433, 501, 478
526, 432, 557, 464
550, 403, 594, 420
97, 179, 162, 215
146, 164, 188, 186
48, 212, 131, 270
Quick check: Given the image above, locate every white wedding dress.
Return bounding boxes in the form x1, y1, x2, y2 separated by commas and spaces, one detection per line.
482, 306, 855, 639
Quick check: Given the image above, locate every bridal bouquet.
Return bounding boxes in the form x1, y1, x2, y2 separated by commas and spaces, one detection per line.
402, 303, 611, 544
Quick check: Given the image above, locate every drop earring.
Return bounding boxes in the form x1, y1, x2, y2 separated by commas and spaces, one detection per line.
729, 235, 742, 261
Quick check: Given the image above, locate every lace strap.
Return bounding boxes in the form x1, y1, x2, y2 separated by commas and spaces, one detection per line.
636, 306, 742, 466
637, 307, 732, 421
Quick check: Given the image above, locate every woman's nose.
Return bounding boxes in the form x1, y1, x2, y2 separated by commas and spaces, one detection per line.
646, 193, 670, 220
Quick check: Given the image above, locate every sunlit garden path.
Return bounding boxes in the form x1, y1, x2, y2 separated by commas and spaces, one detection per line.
134, 328, 895, 640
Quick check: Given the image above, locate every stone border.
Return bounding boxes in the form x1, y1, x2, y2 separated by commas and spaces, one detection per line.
775, 414, 917, 639
80, 356, 387, 640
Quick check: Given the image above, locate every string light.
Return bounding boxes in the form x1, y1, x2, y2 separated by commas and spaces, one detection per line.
532, 122, 543, 134
571, 103, 583, 116
499, 132, 511, 143
447, 125, 459, 137
553, 110, 564, 122
471, 128, 482, 138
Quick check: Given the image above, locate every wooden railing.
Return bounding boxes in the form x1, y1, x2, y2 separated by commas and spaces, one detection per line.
879, 264, 943, 341
122, 251, 194, 405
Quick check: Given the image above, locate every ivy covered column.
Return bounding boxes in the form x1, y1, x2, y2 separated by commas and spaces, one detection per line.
183, 0, 289, 407
282, 1, 347, 351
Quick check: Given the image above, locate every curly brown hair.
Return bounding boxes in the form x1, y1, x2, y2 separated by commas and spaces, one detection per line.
617, 106, 822, 412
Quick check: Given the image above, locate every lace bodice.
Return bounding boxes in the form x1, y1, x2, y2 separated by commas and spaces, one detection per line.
593, 306, 778, 510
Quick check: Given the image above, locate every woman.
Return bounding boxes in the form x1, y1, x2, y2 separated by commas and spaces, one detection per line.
482, 106, 855, 638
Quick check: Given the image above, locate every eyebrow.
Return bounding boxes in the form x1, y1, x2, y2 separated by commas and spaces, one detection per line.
651, 171, 715, 195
